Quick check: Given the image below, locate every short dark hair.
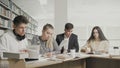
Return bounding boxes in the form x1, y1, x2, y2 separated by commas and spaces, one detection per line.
65, 23, 73, 30
13, 15, 29, 26
43, 23, 54, 31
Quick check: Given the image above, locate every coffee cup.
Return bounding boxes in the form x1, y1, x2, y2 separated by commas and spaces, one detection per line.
70, 49, 76, 58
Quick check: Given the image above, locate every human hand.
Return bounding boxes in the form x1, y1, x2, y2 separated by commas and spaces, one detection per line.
44, 52, 53, 58
20, 49, 28, 53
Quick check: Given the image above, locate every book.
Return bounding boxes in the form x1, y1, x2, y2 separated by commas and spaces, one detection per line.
3, 52, 29, 59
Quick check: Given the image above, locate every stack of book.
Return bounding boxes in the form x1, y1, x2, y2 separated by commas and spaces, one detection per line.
0, 5, 10, 18
0, 17, 9, 28
3, 52, 29, 59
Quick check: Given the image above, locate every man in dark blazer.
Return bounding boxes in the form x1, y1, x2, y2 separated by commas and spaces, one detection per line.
56, 23, 79, 53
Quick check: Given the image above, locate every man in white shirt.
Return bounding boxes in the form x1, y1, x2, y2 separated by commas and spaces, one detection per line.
0, 15, 29, 55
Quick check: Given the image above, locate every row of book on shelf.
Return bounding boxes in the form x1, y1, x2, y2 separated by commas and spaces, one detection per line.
0, 5, 17, 20
0, 0, 10, 7
0, 17, 11, 29
0, 0, 20, 14
0, 5, 11, 18
0, 1, 38, 26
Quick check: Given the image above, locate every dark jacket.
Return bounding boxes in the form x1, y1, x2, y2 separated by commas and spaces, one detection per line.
56, 33, 79, 53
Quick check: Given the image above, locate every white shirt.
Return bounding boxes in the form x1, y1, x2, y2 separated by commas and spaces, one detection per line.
0, 30, 28, 53
59, 36, 69, 51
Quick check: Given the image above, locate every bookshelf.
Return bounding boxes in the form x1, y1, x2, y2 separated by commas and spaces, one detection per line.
0, 0, 38, 40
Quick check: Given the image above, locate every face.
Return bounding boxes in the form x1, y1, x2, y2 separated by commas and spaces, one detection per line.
42, 28, 53, 40
93, 29, 99, 39
13, 23, 27, 36
64, 29, 73, 38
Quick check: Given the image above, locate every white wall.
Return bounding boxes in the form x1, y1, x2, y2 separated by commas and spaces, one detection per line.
54, 0, 67, 34
68, 0, 120, 26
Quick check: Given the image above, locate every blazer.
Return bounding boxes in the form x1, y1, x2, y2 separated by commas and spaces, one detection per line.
56, 33, 79, 53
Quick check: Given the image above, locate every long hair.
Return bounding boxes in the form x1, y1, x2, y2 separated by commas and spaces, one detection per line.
87, 26, 107, 43
46, 37, 54, 51
42, 24, 54, 50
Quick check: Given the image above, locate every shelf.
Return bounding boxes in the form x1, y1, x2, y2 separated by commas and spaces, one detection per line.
11, 10, 19, 15
0, 2, 10, 10
11, 2, 21, 15
0, 26, 11, 30
0, 14, 11, 20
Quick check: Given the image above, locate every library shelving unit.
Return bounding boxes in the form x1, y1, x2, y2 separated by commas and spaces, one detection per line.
0, 0, 38, 40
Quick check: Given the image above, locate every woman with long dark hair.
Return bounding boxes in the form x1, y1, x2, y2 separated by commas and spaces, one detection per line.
81, 26, 109, 54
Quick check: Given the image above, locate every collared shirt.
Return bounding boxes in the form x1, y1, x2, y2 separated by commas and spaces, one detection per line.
59, 35, 70, 51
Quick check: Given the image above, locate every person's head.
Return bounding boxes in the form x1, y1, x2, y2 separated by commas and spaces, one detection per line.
13, 15, 29, 36
88, 26, 107, 42
42, 24, 54, 41
64, 23, 74, 38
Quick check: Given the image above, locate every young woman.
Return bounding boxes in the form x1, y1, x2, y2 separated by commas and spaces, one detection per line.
31, 24, 60, 57
81, 26, 109, 54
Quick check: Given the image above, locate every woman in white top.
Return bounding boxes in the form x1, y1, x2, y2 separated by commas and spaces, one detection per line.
81, 26, 109, 54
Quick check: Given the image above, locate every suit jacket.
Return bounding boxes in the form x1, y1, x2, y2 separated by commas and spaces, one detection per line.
56, 33, 79, 53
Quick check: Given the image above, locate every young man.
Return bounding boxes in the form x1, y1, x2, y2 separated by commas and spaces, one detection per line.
0, 15, 29, 53
56, 23, 79, 53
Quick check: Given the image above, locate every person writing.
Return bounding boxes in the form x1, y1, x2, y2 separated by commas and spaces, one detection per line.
56, 23, 79, 53
31, 24, 60, 57
81, 26, 109, 54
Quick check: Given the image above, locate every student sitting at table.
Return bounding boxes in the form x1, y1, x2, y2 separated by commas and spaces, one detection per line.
0, 15, 29, 57
31, 24, 60, 57
56, 23, 79, 54
81, 26, 109, 54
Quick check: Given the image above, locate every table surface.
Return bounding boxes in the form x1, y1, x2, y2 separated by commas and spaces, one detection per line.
25, 53, 120, 68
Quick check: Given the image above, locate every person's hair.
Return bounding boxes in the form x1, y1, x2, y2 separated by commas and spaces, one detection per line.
87, 26, 107, 43
42, 24, 54, 50
13, 15, 29, 26
43, 23, 54, 31
65, 23, 73, 30
46, 37, 54, 50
